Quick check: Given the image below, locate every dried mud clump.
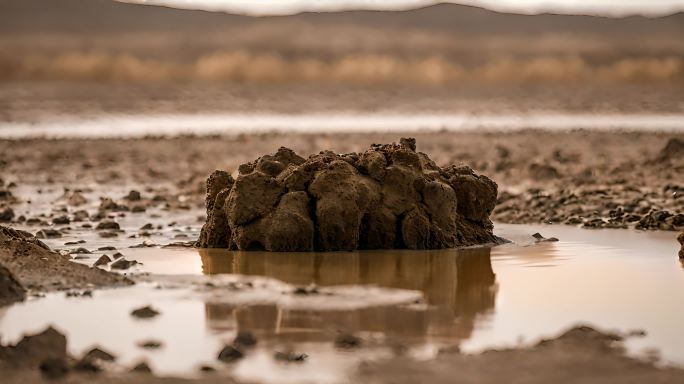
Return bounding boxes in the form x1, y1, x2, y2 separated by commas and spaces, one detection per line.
198, 138, 502, 251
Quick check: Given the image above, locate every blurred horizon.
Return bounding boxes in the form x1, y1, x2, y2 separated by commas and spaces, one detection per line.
1, 0, 683, 124
131, 0, 684, 17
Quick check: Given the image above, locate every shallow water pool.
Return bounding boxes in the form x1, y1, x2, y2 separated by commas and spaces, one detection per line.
0, 224, 682, 382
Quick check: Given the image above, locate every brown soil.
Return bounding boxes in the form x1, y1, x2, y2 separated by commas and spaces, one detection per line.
1, 130, 681, 235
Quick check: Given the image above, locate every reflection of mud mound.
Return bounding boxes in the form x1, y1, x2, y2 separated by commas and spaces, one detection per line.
200, 247, 496, 341
198, 138, 501, 251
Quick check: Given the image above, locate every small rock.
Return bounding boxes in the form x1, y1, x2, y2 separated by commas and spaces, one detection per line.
70, 247, 91, 255
137, 340, 163, 349
334, 332, 362, 349
0, 206, 15, 222
96, 220, 120, 230
99, 197, 127, 212
140, 223, 154, 230
52, 215, 70, 225
130, 361, 152, 373
131, 305, 160, 319
532, 233, 559, 242
126, 190, 142, 201
112, 252, 123, 259
199, 365, 216, 372
64, 240, 86, 245
678, 231, 684, 259
217, 345, 244, 363
83, 347, 116, 362
131, 204, 146, 213
98, 246, 117, 251
35, 229, 62, 239
293, 285, 319, 295
94, 255, 112, 267
274, 351, 308, 363
233, 331, 257, 348
110, 258, 136, 270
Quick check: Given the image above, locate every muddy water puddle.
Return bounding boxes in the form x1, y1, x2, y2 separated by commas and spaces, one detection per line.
1, 223, 683, 382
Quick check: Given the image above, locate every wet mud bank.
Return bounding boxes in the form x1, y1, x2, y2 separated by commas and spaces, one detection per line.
0, 225, 130, 302
199, 138, 502, 251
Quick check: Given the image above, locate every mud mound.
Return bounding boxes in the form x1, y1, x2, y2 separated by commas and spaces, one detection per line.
0, 225, 131, 291
198, 138, 502, 251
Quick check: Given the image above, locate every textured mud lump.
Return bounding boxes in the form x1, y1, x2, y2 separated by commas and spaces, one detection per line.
198, 139, 502, 251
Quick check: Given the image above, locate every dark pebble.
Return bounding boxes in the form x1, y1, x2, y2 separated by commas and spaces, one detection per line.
217, 345, 244, 363
131, 305, 160, 319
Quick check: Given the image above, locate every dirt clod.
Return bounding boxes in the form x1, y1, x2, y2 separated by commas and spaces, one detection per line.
334, 332, 362, 349
233, 331, 257, 348
274, 351, 308, 363
83, 347, 116, 362
93, 255, 112, 267
199, 139, 501, 251
130, 361, 152, 373
217, 345, 244, 363
110, 258, 137, 270
131, 305, 160, 319
96, 220, 120, 230
0, 207, 15, 223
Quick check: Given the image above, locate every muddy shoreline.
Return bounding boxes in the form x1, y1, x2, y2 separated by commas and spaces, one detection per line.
1, 130, 681, 232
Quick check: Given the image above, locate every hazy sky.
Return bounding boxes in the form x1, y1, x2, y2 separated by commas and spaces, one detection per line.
135, 0, 684, 16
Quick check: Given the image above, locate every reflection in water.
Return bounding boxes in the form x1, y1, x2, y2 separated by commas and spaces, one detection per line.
199, 248, 496, 345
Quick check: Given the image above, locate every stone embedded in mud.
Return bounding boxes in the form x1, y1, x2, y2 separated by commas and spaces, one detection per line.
0, 263, 26, 306
217, 345, 244, 363
131, 361, 153, 373
83, 347, 116, 362
11, 326, 68, 366
198, 139, 502, 251
96, 219, 120, 230
131, 305, 160, 319
0, 206, 14, 222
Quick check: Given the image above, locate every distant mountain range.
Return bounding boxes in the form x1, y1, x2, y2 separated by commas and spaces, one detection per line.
1, 0, 682, 36
1, 0, 682, 85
